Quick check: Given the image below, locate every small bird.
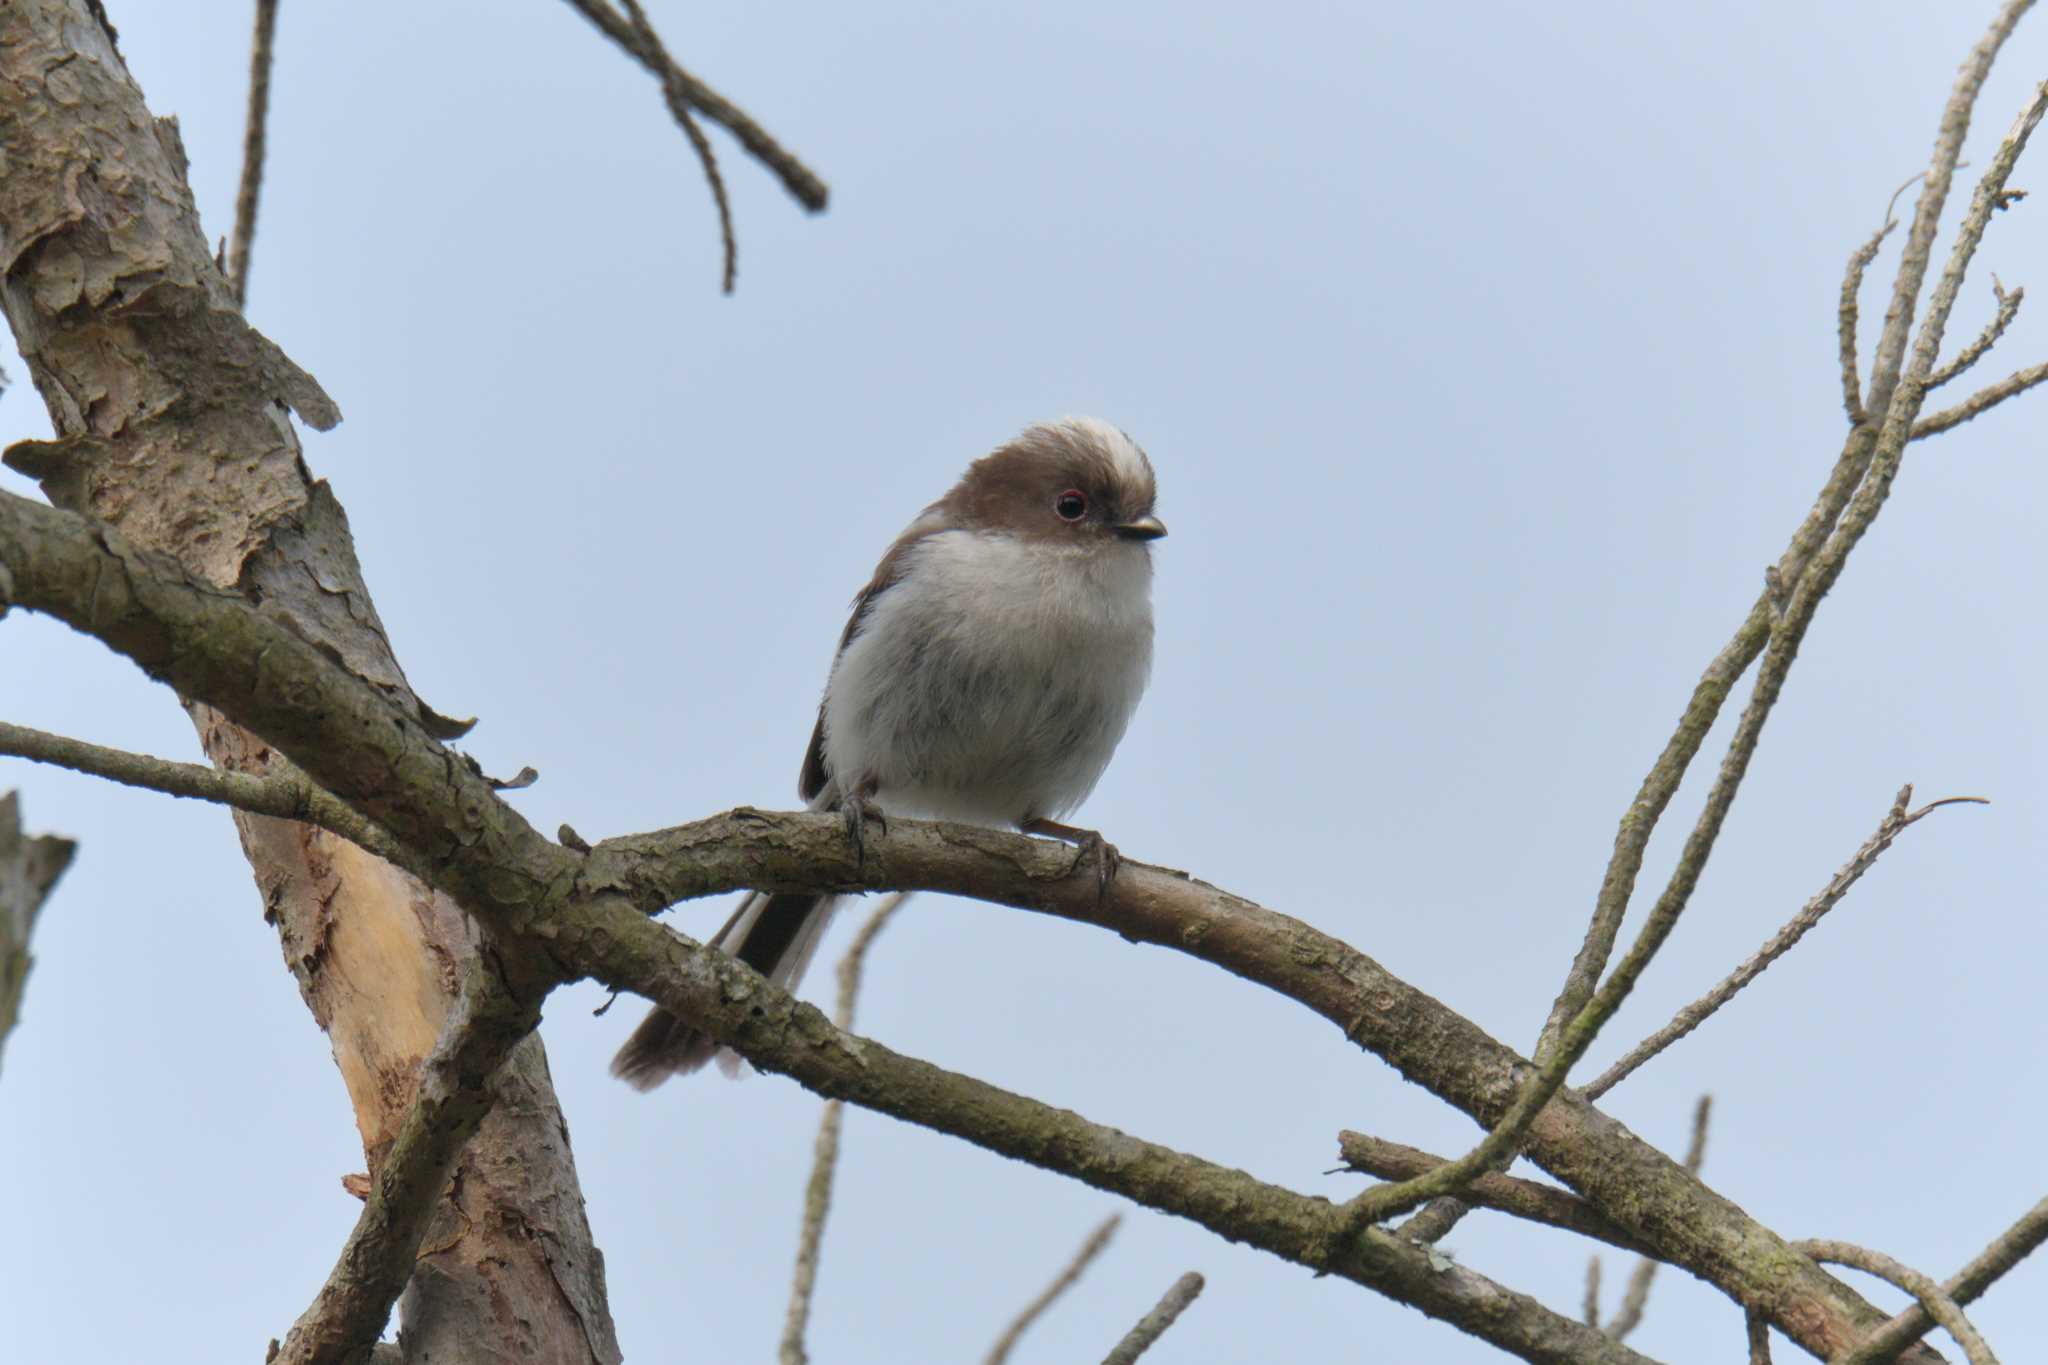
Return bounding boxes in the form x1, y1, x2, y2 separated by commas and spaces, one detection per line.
612, 417, 1166, 1088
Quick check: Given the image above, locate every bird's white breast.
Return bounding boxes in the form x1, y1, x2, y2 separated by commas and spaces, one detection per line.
820, 529, 1154, 826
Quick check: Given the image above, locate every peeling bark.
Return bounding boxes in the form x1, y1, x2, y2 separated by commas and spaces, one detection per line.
0, 5, 616, 1359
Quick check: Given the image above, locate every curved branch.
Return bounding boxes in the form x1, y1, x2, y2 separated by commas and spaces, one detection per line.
1799, 1241, 1998, 1365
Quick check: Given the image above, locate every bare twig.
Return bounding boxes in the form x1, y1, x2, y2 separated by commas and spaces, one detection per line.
560, 0, 829, 211
1603, 1097, 1711, 1342
0, 720, 405, 868
273, 958, 540, 1365
1929, 277, 2023, 389
1582, 1257, 1602, 1328
1839, 1192, 2048, 1364
1585, 789, 1985, 1099
1798, 1240, 2000, 1365
617, 0, 736, 293
227, 0, 281, 307
1747, 1311, 1772, 1364
985, 1215, 1122, 1365
1840, 219, 1898, 424
1100, 1271, 1205, 1365
1338, 1132, 1658, 1258
1913, 357, 2048, 437
0, 791, 75, 1074
779, 892, 911, 1365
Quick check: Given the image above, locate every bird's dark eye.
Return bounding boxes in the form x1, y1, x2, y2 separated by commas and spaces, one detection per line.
1054, 489, 1088, 521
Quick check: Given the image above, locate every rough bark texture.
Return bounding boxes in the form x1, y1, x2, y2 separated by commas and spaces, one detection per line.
0, 790, 76, 1075
0, 6, 617, 1359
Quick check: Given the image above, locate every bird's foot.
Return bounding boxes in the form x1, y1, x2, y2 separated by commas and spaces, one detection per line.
1021, 817, 1121, 900
841, 786, 888, 870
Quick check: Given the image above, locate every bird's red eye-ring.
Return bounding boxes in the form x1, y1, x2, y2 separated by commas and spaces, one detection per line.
1054, 489, 1088, 521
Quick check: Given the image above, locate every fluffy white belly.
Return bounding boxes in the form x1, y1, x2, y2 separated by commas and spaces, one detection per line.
821, 529, 1154, 826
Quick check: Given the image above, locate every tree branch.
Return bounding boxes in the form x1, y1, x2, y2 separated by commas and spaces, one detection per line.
0, 720, 405, 869
0, 484, 1939, 1362
275, 958, 542, 1365
1927, 277, 2022, 390
986, 1215, 1121, 1365
1602, 1096, 1712, 1342
1583, 788, 1984, 1100
1798, 1241, 1999, 1365
560, 0, 829, 212
227, 0, 281, 306
617, 0, 736, 293
1839, 219, 1897, 424
0, 790, 75, 1074
780, 892, 910, 1365
1101, 1272, 1205, 1365
1911, 358, 2048, 438
1837, 1193, 2048, 1364
1338, 1132, 1657, 1259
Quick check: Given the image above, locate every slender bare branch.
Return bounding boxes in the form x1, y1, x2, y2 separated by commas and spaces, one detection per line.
0, 791, 75, 1074
274, 957, 541, 1365
227, 0, 280, 307
0, 719, 406, 869
1338, 1132, 1657, 1258
1929, 277, 2023, 389
1603, 1097, 1711, 1342
1839, 1193, 2048, 1364
1747, 1312, 1772, 1364
560, 0, 829, 211
1913, 357, 2048, 437
1798, 1240, 1999, 1365
1101, 1272, 1205, 1365
617, 0, 736, 293
1840, 220, 1898, 424
780, 892, 911, 1365
986, 1215, 1122, 1365
1582, 1258, 1602, 1328
1585, 789, 1985, 1100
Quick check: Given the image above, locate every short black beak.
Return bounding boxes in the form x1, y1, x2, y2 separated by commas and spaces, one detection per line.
1114, 515, 1168, 541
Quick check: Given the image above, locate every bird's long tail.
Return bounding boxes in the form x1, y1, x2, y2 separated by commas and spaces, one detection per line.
609, 888, 841, 1089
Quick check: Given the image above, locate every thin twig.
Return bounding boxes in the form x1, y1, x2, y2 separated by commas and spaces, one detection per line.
779, 892, 911, 1365
1839, 1192, 2048, 1364
1929, 276, 2024, 389
1747, 1311, 1772, 1364
274, 958, 539, 1365
617, 0, 737, 294
1603, 1096, 1711, 1342
0, 720, 403, 866
227, 0, 281, 307
1585, 789, 1985, 1100
1582, 1257, 1602, 1328
1913, 357, 2048, 437
1840, 219, 1898, 424
560, 0, 828, 211
1797, 1240, 2000, 1365
985, 1215, 1121, 1365
1100, 1272, 1205, 1365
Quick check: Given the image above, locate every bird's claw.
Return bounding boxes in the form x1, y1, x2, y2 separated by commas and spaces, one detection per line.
842, 795, 888, 870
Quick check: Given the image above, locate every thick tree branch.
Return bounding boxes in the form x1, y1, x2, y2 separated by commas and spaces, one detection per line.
0, 485, 1938, 1364
0, 791, 75, 1074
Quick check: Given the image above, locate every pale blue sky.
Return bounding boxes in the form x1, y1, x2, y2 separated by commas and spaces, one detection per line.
5, 3, 2047, 1362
